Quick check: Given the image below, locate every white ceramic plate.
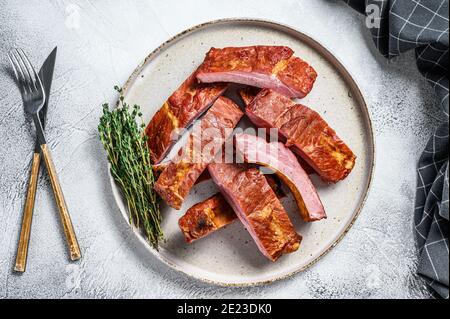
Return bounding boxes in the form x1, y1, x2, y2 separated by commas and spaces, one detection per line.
110, 18, 375, 286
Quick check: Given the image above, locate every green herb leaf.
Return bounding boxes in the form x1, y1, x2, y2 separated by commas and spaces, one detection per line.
98, 88, 163, 249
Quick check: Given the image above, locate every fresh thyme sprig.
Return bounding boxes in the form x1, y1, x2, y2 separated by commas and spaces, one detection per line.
98, 86, 163, 249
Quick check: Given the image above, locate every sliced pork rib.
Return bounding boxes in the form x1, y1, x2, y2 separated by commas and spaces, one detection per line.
239, 87, 261, 106
208, 163, 301, 261
239, 88, 316, 175
235, 133, 326, 222
145, 70, 227, 164
197, 46, 317, 98
178, 175, 286, 243
179, 194, 236, 243
246, 89, 356, 183
152, 162, 168, 179
154, 97, 243, 210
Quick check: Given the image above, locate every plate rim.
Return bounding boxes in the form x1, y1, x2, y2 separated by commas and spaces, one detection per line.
112, 17, 376, 287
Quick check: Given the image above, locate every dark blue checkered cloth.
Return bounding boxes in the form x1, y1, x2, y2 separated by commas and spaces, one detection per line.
344, 0, 449, 298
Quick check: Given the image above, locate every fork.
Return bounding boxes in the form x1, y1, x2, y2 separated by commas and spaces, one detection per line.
8, 49, 81, 261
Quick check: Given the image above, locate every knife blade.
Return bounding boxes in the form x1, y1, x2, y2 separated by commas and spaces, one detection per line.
35, 47, 57, 152
34, 48, 81, 261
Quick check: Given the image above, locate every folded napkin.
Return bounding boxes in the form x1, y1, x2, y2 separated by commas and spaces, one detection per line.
343, 0, 449, 298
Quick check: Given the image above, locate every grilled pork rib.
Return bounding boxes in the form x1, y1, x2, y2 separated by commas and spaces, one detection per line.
235, 133, 326, 222
208, 163, 301, 261
154, 97, 243, 210
246, 89, 356, 183
145, 70, 227, 164
178, 194, 236, 243
239, 88, 316, 175
178, 175, 286, 243
197, 46, 317, 98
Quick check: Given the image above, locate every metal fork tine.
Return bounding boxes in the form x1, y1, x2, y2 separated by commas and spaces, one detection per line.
8, 51, 28, 95
8, 51, 24, 82
7, 53, 19, 82
7, 53, 25, 96
13, 49, 34, 93
17, 49, 40, 93
11, 50, 31, 94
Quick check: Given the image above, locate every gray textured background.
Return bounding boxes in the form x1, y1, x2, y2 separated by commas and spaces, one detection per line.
0, 0, 444, 299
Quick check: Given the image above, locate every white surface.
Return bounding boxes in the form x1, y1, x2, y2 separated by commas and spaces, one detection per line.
0, 0, 442, 298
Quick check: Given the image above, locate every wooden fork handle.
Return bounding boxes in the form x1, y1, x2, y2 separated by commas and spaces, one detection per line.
41, 144, 81, 261
14, 152, 41, 272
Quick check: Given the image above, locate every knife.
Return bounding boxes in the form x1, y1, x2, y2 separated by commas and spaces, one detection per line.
14, 47, 57, 272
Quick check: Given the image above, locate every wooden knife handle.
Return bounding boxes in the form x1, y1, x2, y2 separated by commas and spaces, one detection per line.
41, 144, 81, 261
14, 152, 41, 272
